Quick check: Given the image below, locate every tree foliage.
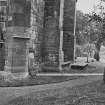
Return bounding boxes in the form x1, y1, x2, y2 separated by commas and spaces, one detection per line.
86, 0, 105, 61
76, 1, 105, 61
76, 10, 88, 45
76, 10, 101, 45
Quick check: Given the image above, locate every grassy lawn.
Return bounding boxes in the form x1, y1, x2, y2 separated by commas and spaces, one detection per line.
0, 75, 84, 87
62, 64, 97, 73
62, 62, 104, 74
40, 61, 104, 74
5, 80, 105, 105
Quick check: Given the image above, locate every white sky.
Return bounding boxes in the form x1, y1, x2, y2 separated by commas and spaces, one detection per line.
77, 0, 100, 13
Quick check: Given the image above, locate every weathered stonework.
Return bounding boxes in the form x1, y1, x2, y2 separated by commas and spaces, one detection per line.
42, 0, 76, 70
0, 43, 5, 71
29, 0, 44, 72
0, 0, 7, 71
3, 0, 45, 77
63, 0, 76, 62
0, 0, 77, 74
4, 0, 31, 78
42, 0, 60, 69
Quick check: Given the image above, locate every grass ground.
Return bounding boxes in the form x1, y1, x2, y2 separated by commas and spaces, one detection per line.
0, 75, 84, 87
40, 58, 104, 74
0, 61, 103, 87
62, 64, 97, 73
5, 80, 105, 105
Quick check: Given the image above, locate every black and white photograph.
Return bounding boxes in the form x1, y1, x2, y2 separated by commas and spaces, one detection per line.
0, 0, 105, 104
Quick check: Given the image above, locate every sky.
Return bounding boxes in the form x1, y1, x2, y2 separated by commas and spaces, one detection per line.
77, 0, 100, 14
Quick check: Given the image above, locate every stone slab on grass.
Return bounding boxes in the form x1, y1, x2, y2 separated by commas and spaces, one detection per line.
70, 63, 88, 70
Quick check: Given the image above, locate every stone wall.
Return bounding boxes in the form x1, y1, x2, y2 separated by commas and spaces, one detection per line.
43, 17, 60, 66
0, 0, 7, 71
4, 0, 31, 78
3, 0, 76, 74
3, 0, 45, 76
0, 43, 5, 71
42, 0, 76, 67
42, 0, 60, 67
63, 0, 76, 62
29, 0, 44, 68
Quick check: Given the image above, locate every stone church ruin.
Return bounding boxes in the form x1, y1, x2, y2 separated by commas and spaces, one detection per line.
0, 0, 77, 78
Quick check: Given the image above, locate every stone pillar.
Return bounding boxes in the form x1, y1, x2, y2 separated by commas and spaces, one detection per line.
0, 41, 5, 71
63, 0, 76, 62
0, 0, 7, 71
59, 0, 64, 70
42, 0, 60, 71
5, 0, 31, 78
41, 0, 77, 71
29, 0, 44, 74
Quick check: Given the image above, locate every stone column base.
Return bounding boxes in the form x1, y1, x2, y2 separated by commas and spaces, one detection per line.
0, 71, 28, 82
12, 72, 29, 80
